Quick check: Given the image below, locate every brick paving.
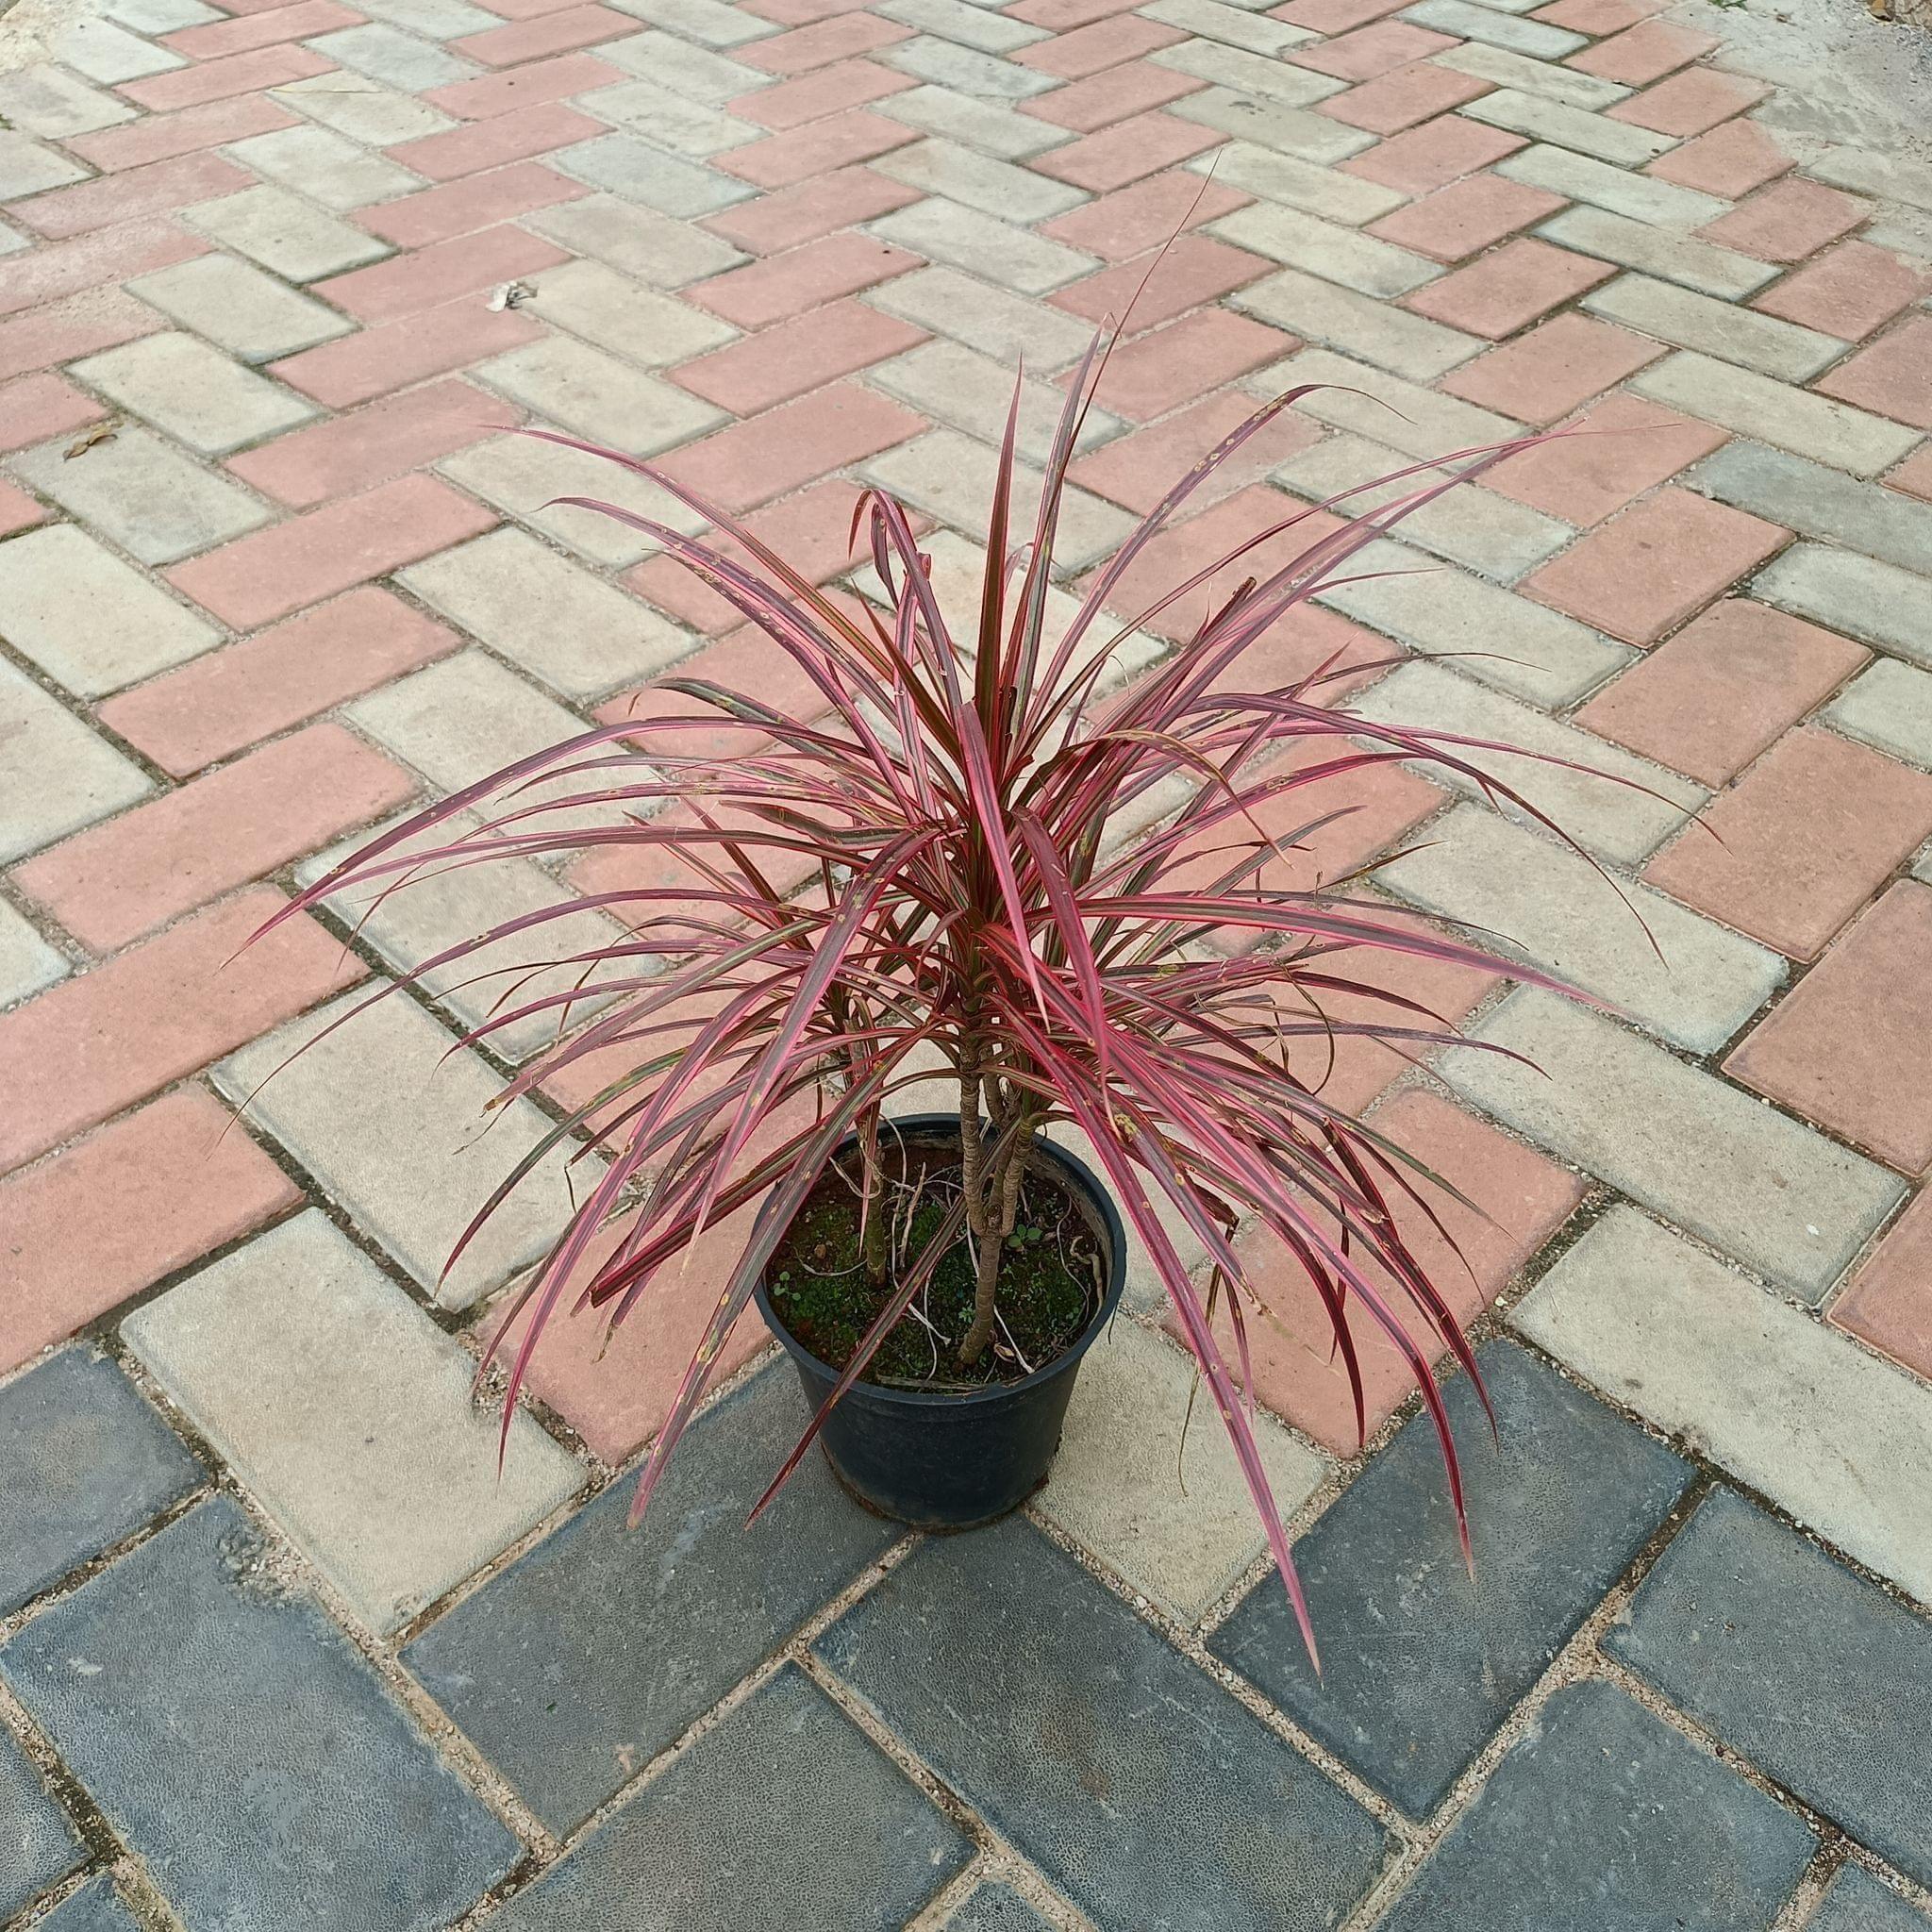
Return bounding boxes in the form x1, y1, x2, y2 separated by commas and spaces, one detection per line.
0, 0, 1929, 1919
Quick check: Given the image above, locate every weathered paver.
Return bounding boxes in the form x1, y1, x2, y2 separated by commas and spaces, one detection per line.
36, 1874, 146, 1932
1810, 1868, 1932, 1932
0, 1723, 83, 1922
820, 1513, 1394, 1930
1376, 1677, 1815, 1932
1751, 543, 1932, 665
0, 658, 153, 864
1, 1494, 520, 1930
943, 1883, 1060, 1930
1607, 1487, 1932, 1890
1209, 1341, 1691, 1818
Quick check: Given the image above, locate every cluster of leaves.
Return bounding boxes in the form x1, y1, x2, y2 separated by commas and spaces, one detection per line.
263, 326, 1588, 1666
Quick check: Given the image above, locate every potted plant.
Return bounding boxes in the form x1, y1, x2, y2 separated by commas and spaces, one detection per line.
267, 340, 1574, 1664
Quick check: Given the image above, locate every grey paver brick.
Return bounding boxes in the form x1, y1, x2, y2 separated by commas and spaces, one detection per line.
1582, 272, 1848, 382
1211, 202, 1442, 297
0, 1350, 203, 1617
37, 1874, 144, 1932
1807, 145, 1932, 213
883, 34, 1058, 97
1379, 804, 1784, 1051
868, 338, 1121, 464
398, 525, 697, 697
882, 0, 1047, 52
182, 184, 392, 280
551, 132, 754, 217
475, 333, 725, 455
1032, 1317, 1327, 1623
1753, 543, 1932, 665
1259, 348, 1514, 456
1515, 1208, 1932, 1604
877, 83, 1073, 158
0, 659, 153, 863
875, 137, 1087, 222
1154, 40, 1342, 105
214, 988, 579, 1310
0, 127, 89, 199
871, 197, 1097, 293
0, 1494, 519, 1930
403, 1365, 899, 1836
1141, 0, 1313, 53
1693, 440, 1932, 563
0, 897, 67, 1007
1825, 658, 1932, 769
597, 29, 774, 98
1607, 1487, 1932, 1886
867, 264, 1096, 367
1237, 272, 1482, 379
1538, 206, 1775, 300
1404, 0, 1585, 57
575, 77, 762, 157
943, 1883, 1059, 1930
818, 1515, 1394, 1931
1209, 1342, 1692, 1818
525, 192, 748, 288
1640, 360, 1920, 477
49, 15, 183, 83
355, 0, 500, 35
1170, 87, 1374, 163
1208, 141, 1403, 225
1377, 1677, 1815, 1930
127, 252, 357, 363
0, 524, 221, 697
0, 63, 137, 139
489, 1666, 972, 1929
124, 1211, 582, 1634
1442, 991, 1905, 1299
1498, 142, 1725, 227
1810, 1868, 1932, 1932
0, 1724, 82, 1922
72, 329, 318, 455
273, 69, 458, 146
225, 124, 424, 210
9, 426, 273, 566
1434, 42, 1630, 109
308, 20, 480, 90
607, 0, 781, 47
1461, 90, 1677, 166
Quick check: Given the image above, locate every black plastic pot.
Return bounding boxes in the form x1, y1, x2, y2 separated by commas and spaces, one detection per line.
754, 1115, 1127, 1530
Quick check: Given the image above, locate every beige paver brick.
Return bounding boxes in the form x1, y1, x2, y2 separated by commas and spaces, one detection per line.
126, 254, 356, 364
0, 660, 153, 863
72, 329, 317, 456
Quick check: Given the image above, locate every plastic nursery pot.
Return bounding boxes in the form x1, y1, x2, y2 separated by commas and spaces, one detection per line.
754, 1113, 1127, 1531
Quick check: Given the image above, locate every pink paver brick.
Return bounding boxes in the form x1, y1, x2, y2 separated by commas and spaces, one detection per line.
1402, 237, 1616, 340
1365, 174, 1565, 263
717, 108, 915, 187
1068, 388, 1323, 513
0, 1088, 300, 1376
1008, 0, 1144, 26
164, 474, 498, 628
1013, 14, 1183, 77
160, 0, 359, 57
422, 53, 625, 119
1274, 0, 1410, 34
1026, 110, 1222, 192
1440, 313, 1662, 423
701, 164, 917, 255
1289, 19, 1456, 79
1574, 598, 1868, 788
1814, 316, 1932, 432
223, 378, 505, 508
1563, 17, 1715, 83
1021, 58, 1202, 132
10, 724, 418, 956
1486, 391, 1726, 525
1524, 487, 1786, 643
669, 298, 924, 415
1211, 1088, 1579, 1453
268, 299, 543, 408
1644, 115, 1793, 196
63, 92, 296, 171
386, 101, 608, 180
1339, 113, 1526, 192
8, 153, 254, 241
0, 481, 46, 537
311, 225, 569, 325
97, 587, 462, 777
0, 218, 206, 320
0, 291, 163, 383
655, 381, 924, 511
1832, 1189, 1932, 1381
451, 4, 635, 66
686, 231, 919, 327
1642, 727, 1932, 961
1888, 447, 1932, 503
1726, 882, 1932, 1175
356, 161, 585, 250
739, 14, 909, 73
734, 59, 912, 126
1751, 240, 1932, 339
0, 889, 366, 1178
1040, 174, 1249, 261
1606, 66, 1770, 137
0, 373, 106, 454
1698, 178, 1868, 264
1534, 0, 1657, 32
116, 43, 332, 111
1316, 61, 1492, 136
1051, 235, 1273, 331
1090, 307, 1291, 420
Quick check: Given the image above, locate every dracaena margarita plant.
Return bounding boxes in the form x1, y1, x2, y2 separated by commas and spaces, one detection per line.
264, 334, 1585, 1666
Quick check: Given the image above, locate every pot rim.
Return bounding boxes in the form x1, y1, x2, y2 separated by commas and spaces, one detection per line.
752, 1112, 1129, 1411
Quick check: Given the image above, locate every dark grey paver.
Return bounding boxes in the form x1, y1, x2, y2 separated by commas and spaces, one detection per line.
39, 1874, 144, 1932
1692, 441, 1932, 579
1209, 1341, 1693, 1818
1375, 1678, 1815, 1932
0, 1349, 202, 1616
1606, 1487, 1932, 1890
0, 1722, 83, 1920
0, 1495, 519, 1931
488, 1664, 970, 1931
1811, 1868, 1932, 1932
943, 1880, 1058, 1929
403, 1364, 899, 1836
814, 1516, 1393, 1932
